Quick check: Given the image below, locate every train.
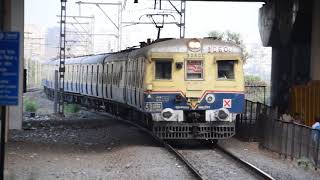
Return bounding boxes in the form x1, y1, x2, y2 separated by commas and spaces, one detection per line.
42, 38, 245, 140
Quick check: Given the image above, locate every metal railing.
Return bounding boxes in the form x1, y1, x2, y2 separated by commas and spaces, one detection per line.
245, 85, 268, 104
236, 100, 272, 141
236, 99, 320, 169
262, 119, 320, 169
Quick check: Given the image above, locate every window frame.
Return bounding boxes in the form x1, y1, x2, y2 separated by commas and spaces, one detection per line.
185, 59, 205, 81
216, 59, 237, 81
153, 59, 173, 80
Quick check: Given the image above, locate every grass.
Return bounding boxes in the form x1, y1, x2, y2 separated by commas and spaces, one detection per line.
64, 103, 81, 113
24, 98, 38, 112
297, 157, 312, 170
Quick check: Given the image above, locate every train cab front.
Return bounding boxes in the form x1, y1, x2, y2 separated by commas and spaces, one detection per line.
143, 38, 244, 140
145, 90, 243, 140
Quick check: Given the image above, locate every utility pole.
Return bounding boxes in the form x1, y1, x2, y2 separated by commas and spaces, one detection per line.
57, 15, 95, 55
76, 1, 123, 51
179, 0, 186, 38
166, 0, 186, 38
58, 0, 67, 116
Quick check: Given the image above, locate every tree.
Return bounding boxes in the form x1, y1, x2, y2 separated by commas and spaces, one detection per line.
208, 30, 249, 63
245, 75, 267, 86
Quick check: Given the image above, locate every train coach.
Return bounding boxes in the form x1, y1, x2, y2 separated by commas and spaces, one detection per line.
42, 38, 245, 140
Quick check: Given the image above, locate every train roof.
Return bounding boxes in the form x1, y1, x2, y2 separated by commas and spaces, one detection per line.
81, 54, 109, 64
128, 38, 243, 58
147, 38, 242, 53
42, 38, 242, 65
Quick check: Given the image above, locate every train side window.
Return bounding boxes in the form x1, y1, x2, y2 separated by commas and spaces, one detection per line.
217, 60, 235, 79
186, 60, 203, 80
155, 60, 172, 80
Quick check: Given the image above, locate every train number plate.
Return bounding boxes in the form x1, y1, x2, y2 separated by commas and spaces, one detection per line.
145, 102, 162, 112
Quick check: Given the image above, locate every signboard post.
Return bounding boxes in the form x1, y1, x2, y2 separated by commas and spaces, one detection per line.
0, 32, 20, 179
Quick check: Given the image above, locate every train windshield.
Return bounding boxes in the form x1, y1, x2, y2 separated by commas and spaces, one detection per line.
217, 60, 235, 79
155, 60, 172, 80
186, 60, 203, 80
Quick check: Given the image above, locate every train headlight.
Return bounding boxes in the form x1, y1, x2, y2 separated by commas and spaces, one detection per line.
187, 39, 201, 52
161, 108, 175, 121
205, 94, 215, 104
218, 108, 229, 120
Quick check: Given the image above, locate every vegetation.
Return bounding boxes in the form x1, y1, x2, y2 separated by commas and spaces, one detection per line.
244, 75, 270, 104
208, 30, 250, 63
245, 75, 268, 86
297, 157, 312, 170
64, 103, 81, 113
24, 98, 38, 112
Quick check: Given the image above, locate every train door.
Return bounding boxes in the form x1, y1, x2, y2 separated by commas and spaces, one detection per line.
139, 58, 145, 109
134, 59, 138, 107
96, 65, 100, 97
119, 62, 124, 103
81, 66, 84, 93
77, 65, 81, 93
94, 65, 97, 96
76, 65, 79, 93
111, 63, 113, 99
114, 62, 119, 101
91, 65, 94, 96
124, 61, 128, 103
106, 63, 109, 99
117, 62, 122, 102
71, 65, 74, 92
101, 63, 106, 99
128, 60, 132, 105
131, 60, 135, 106
85, 65, 88, 95
135, 59, 139, 107
90, 65, 93, 96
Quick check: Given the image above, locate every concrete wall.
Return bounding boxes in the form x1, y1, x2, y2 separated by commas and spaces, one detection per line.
310, 0, 320, 80
4, 0, 24, 129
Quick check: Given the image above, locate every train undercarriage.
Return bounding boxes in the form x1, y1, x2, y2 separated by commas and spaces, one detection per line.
44, 87, 235, 140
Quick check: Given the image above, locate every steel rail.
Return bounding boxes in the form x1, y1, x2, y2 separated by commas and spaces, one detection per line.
215, 144, 275, 180
97, 112, 273, 180
99, 112, 203, 180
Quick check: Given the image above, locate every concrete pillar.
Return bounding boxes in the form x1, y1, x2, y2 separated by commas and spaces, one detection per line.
310, 0, 320, 80
271, 45, 292, 113
4, 0, 24, 129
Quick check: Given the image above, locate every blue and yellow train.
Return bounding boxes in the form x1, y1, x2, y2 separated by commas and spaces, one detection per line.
42, 38, 245, 140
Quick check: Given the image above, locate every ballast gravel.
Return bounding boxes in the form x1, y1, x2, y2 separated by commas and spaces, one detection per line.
6, 90, 320, 179
6, 90, 194, 180
6, 117, 194, 180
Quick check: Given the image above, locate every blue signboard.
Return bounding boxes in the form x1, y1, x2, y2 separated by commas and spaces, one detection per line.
0, 32, 20, 105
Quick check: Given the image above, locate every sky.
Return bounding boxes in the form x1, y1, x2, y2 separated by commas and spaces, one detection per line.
25, 0, 265, 49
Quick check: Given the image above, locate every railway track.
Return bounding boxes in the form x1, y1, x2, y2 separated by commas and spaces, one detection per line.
214, 144, 275, 180
98, 112, 274, 180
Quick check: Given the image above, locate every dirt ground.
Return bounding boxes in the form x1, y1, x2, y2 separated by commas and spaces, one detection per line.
219, 139, 320, 180
5, 90, 194, 180
5, 90, 320, 180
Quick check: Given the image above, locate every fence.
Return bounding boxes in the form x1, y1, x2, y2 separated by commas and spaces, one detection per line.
245, 85, 268, 104
236, 100, 273, 141
236, 100, 320, 169
290, 81, 320, 126
262, 119, 320, 169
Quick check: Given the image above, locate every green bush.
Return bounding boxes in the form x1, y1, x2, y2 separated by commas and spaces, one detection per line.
24, 98, 38, 112
297, 157, 311, 170
64, 104, 80, 113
